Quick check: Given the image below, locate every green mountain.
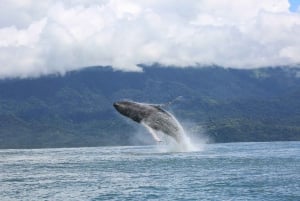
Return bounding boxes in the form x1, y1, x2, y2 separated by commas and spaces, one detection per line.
1, 66, 300, 148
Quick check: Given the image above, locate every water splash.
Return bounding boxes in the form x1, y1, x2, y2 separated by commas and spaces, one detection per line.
161, 130, 204, 153
143, 115, 205, 152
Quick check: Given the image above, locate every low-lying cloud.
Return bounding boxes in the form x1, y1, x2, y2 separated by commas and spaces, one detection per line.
0, 0, 300, 78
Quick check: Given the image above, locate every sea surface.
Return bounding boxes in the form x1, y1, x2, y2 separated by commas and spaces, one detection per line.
1, 141, 300, 201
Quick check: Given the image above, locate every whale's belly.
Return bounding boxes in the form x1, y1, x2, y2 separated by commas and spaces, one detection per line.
144, 112, 182, 142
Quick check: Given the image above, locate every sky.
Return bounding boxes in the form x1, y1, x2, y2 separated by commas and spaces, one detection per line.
0, 0, 300, 78
289, 0, 300, 12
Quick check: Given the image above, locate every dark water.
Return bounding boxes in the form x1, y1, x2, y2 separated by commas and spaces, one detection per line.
1, 142, 300, 201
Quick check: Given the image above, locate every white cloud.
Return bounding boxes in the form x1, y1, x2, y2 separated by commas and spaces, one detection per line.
0, 0, 300, 78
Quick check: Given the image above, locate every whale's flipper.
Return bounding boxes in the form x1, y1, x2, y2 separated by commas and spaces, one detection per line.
142, 123, 162, 143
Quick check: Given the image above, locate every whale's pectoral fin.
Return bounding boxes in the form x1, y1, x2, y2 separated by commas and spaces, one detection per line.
148, 128, 162, 143
142, 123, 162, 142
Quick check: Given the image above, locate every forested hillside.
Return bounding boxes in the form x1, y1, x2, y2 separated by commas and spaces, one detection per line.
1, 66, 300, 148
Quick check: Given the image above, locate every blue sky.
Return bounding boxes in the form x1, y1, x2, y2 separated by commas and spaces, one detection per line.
289, 0, 300, 11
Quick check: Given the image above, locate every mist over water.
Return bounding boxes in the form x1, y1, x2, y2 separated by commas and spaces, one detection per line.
143, 113, 207, 153
154, 127, 206, 153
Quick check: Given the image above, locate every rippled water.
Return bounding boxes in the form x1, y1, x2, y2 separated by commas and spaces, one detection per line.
1, 142, 300, 201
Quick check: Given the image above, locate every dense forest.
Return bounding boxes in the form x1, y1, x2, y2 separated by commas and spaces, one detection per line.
0, 65, 300, 148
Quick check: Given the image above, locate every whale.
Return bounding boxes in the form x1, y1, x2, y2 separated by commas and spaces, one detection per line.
113, 101, 184, 143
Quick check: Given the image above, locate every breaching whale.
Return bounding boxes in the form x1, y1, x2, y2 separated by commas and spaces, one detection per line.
113, 101, 184, 143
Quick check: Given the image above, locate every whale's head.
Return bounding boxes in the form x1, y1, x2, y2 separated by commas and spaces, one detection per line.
113, 101, 130, 115
113, 101, 151, 123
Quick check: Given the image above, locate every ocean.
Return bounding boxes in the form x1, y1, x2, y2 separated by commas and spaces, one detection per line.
1, 142, 299, 201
